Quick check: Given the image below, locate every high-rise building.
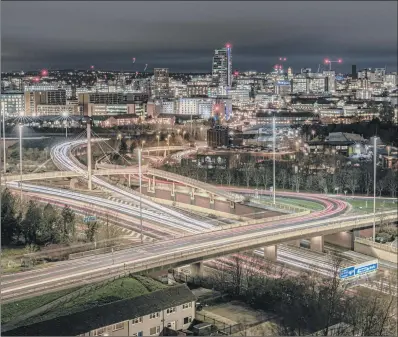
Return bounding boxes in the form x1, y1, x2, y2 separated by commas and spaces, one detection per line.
212, 44, 232, 91
323, 71, 336, 93
352, 65, 357, 79
153, 68, 170, 99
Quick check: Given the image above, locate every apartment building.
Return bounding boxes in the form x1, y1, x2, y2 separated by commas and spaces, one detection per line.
5, 284, 196, 337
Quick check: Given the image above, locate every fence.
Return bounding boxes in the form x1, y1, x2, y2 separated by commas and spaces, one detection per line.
195, 312, 242, 335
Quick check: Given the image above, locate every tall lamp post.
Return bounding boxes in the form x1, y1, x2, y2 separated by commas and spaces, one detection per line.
19, 124, 24, 202
62, 111, 69, 138
373, 136, 377, 242
138, 148, 143, 244
269, 111, 277, 205
2, 111, 6, 177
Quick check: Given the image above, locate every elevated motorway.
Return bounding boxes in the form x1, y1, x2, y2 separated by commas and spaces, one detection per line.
1, 210, 396, 301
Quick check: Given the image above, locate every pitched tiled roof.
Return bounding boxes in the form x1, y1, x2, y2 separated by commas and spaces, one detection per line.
4, 284, 196, 336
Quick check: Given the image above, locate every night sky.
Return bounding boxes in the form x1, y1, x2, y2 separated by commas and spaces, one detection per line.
1, 1, 397, 73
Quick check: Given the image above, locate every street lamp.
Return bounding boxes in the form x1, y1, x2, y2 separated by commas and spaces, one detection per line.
62, 111, 69, 138
373, 136, 378, 242
138, 148, 144, 244
268, 111, 277, 205
19, 124, 23, 202
2, 110, 6, 177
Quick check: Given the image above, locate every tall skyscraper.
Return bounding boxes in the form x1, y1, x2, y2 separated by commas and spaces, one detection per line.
212, 44, 232, 90
352, 65, 357, 79
153, 68, 170, 99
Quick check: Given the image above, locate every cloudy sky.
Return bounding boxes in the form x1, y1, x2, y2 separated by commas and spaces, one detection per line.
1, 1, 397, 73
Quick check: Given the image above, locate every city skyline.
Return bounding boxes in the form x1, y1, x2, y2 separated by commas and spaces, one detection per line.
1, 1, 397, 73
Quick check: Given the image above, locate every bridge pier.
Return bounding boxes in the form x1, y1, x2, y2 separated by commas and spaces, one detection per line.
128, 174, 131, 187
152, 175, 156, 193
263, 245, 277, 261
310, 236, 324, 252
290, 240, 301, 247
190, 262, 203, 278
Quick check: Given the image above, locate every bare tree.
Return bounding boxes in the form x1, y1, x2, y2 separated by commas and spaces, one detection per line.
376, 179, 386, 196
346, 169, 360, 196
384, 170, 397, 197
225, 169, 233, 186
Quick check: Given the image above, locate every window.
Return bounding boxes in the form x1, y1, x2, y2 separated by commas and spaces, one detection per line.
184, 316, 192, 324
92, 327, 106, 336
113, 322, 124, 331
166, 307, 176, 314
131, 332, 143, 337
182, 302, 192, 309
132, 317, 143, 324
149, 312, 160, 319
149, 326, 160, 335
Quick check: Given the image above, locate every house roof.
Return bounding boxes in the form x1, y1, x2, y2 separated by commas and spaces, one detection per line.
326, 132, 365, 143
4, 284, 196, 336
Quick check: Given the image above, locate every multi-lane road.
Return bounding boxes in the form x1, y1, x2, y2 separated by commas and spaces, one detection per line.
1, 139, 396, 302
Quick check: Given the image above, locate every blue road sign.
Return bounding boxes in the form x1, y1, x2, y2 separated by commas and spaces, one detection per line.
339, 259, 378, 280
339, 266, 355, 279
355, 262, 378, 276
83, 215, 97, 223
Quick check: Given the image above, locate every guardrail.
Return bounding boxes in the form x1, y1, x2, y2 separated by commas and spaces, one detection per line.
148, 168, 245, 203
249, 198, 309, 214
355, 237, 398, 253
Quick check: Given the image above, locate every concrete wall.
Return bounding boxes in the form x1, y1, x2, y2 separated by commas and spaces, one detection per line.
354, 242, 398, 263
324, 232, 353, 249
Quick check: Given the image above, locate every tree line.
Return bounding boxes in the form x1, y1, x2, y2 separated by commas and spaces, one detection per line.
165, 157, 397, 197
1, 188, 76, 247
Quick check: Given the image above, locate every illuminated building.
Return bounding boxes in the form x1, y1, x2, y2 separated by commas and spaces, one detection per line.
212, 44, 232, 92
287, 67, 293, 80
323, 71, 336, 93
153, 68, 170, 99
0, 92, 24, 117
24, 89, 67, 115
292, 75, 309, 93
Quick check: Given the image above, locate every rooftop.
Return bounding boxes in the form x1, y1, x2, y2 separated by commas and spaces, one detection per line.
5, 282, 195, 336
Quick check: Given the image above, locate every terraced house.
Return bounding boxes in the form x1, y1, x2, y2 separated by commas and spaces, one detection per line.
4, 284, 196, 336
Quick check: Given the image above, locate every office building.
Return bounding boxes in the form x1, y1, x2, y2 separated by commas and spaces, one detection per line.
187, 82, 209, 97
0, 92, 24, 117
212, 44, 232, 90
24, 89, 67, 116
207, 125, 230, 148
153, 68, 170, 99
292, 75, 309, 93
352, 65, 357, 79
274, 81, 291, 95
323, 71, 336, 93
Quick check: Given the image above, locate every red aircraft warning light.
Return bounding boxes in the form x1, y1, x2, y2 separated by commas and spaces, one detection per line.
225, 43, 231, 48
90, 65, 95, 69
41, 69, 48, 76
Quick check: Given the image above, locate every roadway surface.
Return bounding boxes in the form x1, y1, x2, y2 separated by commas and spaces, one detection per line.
1, 139, 396, 302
